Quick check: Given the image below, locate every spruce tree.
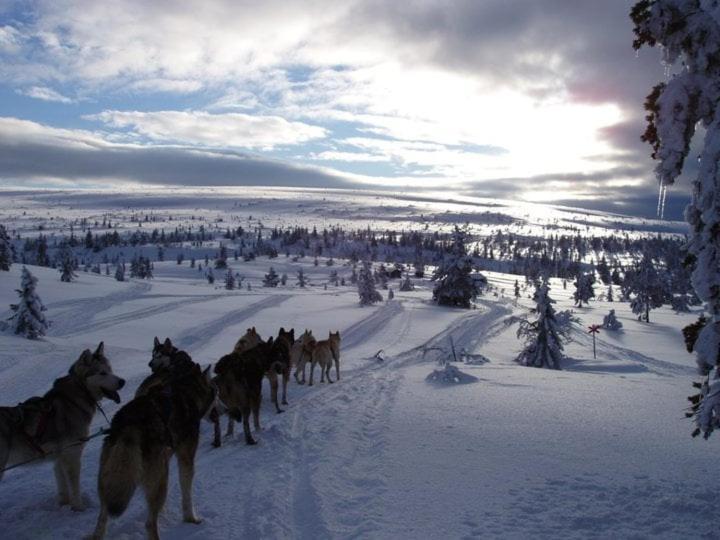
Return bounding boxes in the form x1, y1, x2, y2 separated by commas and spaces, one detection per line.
296, 268, 308, 288
432, 225, 481, 308
225, 269, 235, 290
624, 253, 665, 322
516, 280, 567, 369
9, 267, 49, 339
263, 266, 279, 287
358, 260, 382, 306
59, 245, 76, 282
573, 273, 595, 307
115, 263, 125, 282
0, 224, 12, 271
399, 272, 414, 292
207, 267, 215, 284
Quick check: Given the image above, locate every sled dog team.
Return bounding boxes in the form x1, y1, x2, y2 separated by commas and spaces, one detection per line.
0, 327, 342, 540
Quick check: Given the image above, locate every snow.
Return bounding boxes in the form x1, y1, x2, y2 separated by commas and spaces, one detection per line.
0, 192, 714, 539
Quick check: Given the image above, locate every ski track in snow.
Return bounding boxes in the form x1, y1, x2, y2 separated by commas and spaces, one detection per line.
175, 294, 291, 352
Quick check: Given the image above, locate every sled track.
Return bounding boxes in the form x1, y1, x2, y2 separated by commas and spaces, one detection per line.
341, 300, 404, 351
54, 292, 227, 337
175, 294, 291, 352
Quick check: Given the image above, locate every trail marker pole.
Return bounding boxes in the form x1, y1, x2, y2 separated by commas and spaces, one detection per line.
588, 324, 601, 359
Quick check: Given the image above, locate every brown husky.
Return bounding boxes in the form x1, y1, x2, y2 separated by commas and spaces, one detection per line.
309, 331, 341, 386
292, 329, 317, 385
0, 343, 125, 511
88, 361, 218, 540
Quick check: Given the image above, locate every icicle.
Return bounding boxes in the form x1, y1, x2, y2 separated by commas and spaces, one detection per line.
656, 184, 668, 220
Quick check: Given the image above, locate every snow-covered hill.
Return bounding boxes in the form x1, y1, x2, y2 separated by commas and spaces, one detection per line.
0, 255, 714, 539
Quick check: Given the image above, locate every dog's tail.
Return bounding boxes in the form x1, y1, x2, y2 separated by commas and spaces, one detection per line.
98, 431, 141, 517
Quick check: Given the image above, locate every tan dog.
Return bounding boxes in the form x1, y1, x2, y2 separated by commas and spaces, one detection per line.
308, 331, 341, 386
292, 329, 317, 384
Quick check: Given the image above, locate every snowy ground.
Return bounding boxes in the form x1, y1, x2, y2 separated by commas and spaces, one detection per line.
0, 257, 715, 540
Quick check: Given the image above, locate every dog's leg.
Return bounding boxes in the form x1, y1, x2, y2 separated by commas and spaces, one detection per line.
281, 368, 289, 405
54, 459, 71, 506
320, 360, 326, 383
326, 364, 333, 384
241, 406, 256, 445
335, 356, 340, 381
309, 360, 316, 386
212, 415, 222, 448
226, 417, 235, 438
142, 450, 169, 540
0, 442, 9, 482
87, 504, 109, 540
176, 441, 202, 524
63, 447, 86, 511
268, 371, 283, 413
252, 390, 261, 431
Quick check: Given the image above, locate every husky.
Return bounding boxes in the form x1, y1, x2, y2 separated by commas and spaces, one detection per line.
212, 342, 270, 446
233, 327, 262, 354
309, 331, 342, 386
88, 361, 218, 540
0, 343, 125, 511
292, 329, 317, 385
272, 327, 294, 408
137, 337, 224, 448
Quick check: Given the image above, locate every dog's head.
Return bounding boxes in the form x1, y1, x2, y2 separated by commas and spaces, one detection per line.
71, 342, 125, 404
329, 330, 341, 345
300, 329, 317, 348
150, 337, 176, 372
176, 363, 223, 423
234, 327, 262, 353
277, 327, 295, 346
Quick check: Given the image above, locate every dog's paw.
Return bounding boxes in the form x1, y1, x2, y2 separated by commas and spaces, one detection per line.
71, 502, 87, 512
183, 515, 202, 525
246, 438, 257, 446
281, 400, 288, 405
58, 496, 71, 507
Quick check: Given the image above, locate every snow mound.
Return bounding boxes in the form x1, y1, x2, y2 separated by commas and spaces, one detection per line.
462, 353, 490, 365
426, 363, 479, 385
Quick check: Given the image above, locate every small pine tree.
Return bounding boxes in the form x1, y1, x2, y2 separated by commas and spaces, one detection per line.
329, 269, 339, 286
358, 261, 382, 306
9, 267, 49, 339
516, 280, 567, 369
607, 284, 614, 303
399, 272, 414, 292
350, 265, 358, 284
573, 273, 595, 307
207, 268, 215, 284
602, 309, 623, 331
215, 244, 228, 269
115, 263, 125, 282
225, 269, 235, 290
177, 253, 184, 265
297, 268, 308, 288
0, 224, 12, 271
59, 245, 76, 282
387, 287, 394, 301
432, 225, 480, 308
280, 273, 288, 286
263, 266, 279, 287
514, 279, 521, 302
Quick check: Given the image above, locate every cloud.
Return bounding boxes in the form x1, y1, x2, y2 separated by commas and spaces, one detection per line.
0, 117, 352, 188
86, 110, 328, 150
19, 85, 74, 103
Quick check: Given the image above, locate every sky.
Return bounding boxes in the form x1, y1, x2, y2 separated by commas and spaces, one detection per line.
0, 0, 696, 219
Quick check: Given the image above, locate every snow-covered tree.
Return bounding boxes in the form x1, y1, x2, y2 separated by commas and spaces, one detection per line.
607, 284, 614, 303
263, 266, 279, 287
296, 268, 308, 288
632, 1, 720, 436
280, 273, 288, 286
207, 267, 215, 285
516, 280, 568, 369
387, 287, 394, 301
399, 272, 414, 292
603, 309, 623, 331
215, 244, 228, 269
0, 224, 12, 271
573, 273, 595, 307
514, 279, 521, 303
225, 269, 235, 290
358, 260, 382, 306
115, 262, 125, 282
624, 252, 665, 322
432, 226, 481, 308
59, 245, 76, 282
9, 267, 49, 339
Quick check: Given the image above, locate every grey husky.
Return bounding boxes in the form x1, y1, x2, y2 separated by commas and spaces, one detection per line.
0, 342, 125, 511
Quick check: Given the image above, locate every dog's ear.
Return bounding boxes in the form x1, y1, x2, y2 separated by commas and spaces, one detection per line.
154, 336, 161, 348
267, 336, 274, 345
95, 342, 105, 356
163, 337, 173, 351
290, 329, 295, 341
202, 364, 212, 382
71, 349, 93, 375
